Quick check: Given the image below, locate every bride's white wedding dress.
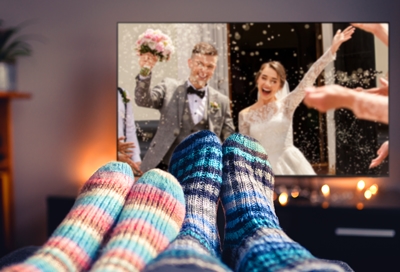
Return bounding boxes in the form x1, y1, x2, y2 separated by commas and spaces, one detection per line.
239, 48, 335, 175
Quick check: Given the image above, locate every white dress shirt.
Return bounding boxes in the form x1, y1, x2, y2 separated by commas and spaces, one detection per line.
187, 81, 207, 125
118, 90, 141, 162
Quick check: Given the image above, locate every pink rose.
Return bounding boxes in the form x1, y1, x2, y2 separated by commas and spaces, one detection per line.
155, 42, 164, 52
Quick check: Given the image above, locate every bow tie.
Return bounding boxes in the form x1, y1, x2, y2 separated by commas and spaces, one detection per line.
187, 86, 206, 99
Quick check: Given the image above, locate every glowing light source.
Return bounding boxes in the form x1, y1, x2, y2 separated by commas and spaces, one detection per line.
364, 190, 372, 200
322, 201, 329, 209
369, 184, 378, 195
356, 202, 364, 210
278, 192, 288, 206
291, 186, 300, 198
357, 180, 365, 191
321, 184, 330, 197
291, 191, 299, 198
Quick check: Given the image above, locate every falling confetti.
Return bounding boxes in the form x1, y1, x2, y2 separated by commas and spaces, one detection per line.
234, 32, 241, 40
242, 24, 250, 31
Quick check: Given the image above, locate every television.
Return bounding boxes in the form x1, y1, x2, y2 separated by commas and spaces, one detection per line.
118, 22, 388, 178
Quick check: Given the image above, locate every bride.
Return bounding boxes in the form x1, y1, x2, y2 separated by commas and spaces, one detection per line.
239, 25, 355, 175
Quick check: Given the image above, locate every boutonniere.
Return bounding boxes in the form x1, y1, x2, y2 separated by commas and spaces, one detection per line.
210, 101, 220, 112
119, 88, 131, 104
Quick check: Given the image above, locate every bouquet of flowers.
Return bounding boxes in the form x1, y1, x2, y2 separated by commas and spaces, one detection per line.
135, 28, 175, 62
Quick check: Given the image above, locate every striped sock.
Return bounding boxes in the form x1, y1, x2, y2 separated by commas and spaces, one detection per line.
222, 133, 346, 272
145, 130, 231, 272
2, 161, 134, 272
90, 169, 185, 272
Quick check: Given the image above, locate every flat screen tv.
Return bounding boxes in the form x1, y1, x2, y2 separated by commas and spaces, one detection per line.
118, 21, 389, 178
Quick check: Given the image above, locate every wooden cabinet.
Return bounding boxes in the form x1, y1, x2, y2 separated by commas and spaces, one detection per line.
0, 91, 31, 256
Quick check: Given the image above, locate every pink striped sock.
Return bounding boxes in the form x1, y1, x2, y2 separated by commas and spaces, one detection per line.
90, 169, 185, 272
2, 162, 134, 272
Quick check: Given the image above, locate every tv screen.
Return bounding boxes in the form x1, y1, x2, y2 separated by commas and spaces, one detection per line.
118, 22, 388, 177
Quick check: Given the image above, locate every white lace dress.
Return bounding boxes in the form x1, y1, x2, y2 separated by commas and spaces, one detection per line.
239, 48, 335, 175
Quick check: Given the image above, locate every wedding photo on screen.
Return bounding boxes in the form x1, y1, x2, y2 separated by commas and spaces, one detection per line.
118, 23, 389, 177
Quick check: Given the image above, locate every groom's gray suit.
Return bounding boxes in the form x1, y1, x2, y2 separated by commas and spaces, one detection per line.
135, 75, 235, 172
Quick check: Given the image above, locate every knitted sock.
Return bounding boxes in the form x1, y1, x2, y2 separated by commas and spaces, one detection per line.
222, 133, 346, 272
2, 162, 134, 272
145, 130, 231, 272
90, 169, 185, 272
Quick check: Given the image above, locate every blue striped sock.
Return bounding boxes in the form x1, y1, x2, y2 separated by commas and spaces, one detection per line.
145, 130, 231, 271
222, 133, 345, 272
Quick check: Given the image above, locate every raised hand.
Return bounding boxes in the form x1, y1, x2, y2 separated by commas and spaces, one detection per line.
139, 52, 158, 68
369, 141, 389, 168
351, 23, 378, 34
331, 25, 355, 54
351, 23, 388, 46
363, 77, 389, 96
304, 85, 353, 113
117, 136, 135, 155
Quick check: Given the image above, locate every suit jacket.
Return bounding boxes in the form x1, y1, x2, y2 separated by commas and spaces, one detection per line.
135, 75, 235, 172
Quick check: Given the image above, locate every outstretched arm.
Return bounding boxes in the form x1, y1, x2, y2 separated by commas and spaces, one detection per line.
134, 53, 165, 109
330, 26, 355, 54
285, 26, 355, 111
352, 23, 388, 46
304, 84, 388, 124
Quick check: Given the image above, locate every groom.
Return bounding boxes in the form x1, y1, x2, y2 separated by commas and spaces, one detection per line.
135, 42, 235, 172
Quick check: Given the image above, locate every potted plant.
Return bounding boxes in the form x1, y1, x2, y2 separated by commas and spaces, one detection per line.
0, 20, 33, 91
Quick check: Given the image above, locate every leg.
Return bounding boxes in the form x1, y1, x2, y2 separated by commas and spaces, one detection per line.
145, 131, 231, 272
2, 162, 134, 272
221, 133, 351, 272
90, 169, 185, 272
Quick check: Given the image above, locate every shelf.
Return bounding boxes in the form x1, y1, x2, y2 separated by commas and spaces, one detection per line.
0, 91, 31, 255
0, 92, 31, 99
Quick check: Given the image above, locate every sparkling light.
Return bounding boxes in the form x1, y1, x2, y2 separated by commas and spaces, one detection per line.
279, 192, 288, 206
291, 191, 299, 198
364, 190, 372, 200
321, 184, 330, 197
370, 184, 378, 195
357, 180, 365, 191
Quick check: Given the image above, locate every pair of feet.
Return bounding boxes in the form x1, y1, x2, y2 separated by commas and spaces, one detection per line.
3, 163, 186, 272
3, 131, 349, 272
158, 130, 277, 271
147, 131, 349, 272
